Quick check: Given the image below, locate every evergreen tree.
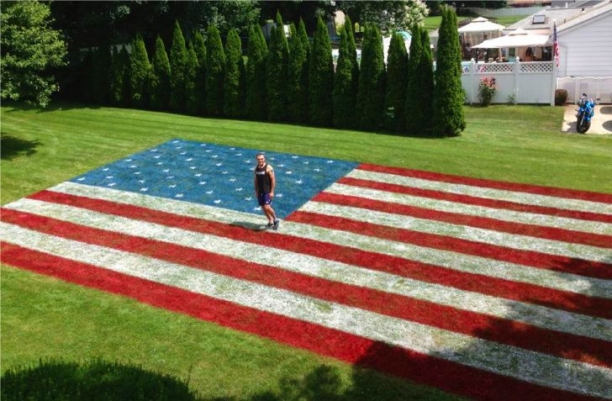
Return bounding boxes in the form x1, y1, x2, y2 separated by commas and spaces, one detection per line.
404, 25, 423, 134
129, 33, 151, 109
193, 31, 207, 116
109, 46, 126, 106
433, 7, 466, 137
384, 32, 408, 132
417, 28, 435, 135
91, 44, 111, 105
205, 24, 226, 117
308, 16, 334, 127
224, 28, 245, 119
332, 16, 359, 129
169, 20, 188, 113
356, 24, 386, 132
287, 20, 309, 124
185, 42, 198, 115
266, 11, 289, 122
149, 35, 171, 111
245, 24, 268, 121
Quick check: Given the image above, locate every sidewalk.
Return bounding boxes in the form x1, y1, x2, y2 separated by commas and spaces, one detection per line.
561, 104, 612, 135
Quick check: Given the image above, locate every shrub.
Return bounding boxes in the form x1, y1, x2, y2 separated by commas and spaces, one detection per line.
478, 77, 497, 106
555, 89, 568, 106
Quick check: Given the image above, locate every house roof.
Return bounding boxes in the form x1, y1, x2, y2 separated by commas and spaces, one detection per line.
557, 1, 612, 33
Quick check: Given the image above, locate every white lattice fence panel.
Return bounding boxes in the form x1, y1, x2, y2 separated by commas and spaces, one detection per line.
520, 62, 553, 73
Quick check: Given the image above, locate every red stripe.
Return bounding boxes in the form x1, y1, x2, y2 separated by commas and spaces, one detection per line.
289, 210, 612, 282
339, 176, 612, 224
358, 164, 612, 204
4, 208, 610, 368
1, 243, 605, 401
22, 191, 612, 319
314, 191, 612, 249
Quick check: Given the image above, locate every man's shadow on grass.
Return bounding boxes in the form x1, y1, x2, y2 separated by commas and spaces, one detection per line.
1, 134, 40, 160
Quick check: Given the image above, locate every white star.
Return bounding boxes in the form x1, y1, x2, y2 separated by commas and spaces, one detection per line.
285, 171, 292, 175
327, 160, 334, 163
186, 158, 193, 161
150, 148, 158, 152
175, 194, 184, 198
163, 169, 170, 173
292, 155, 298, 159
195, 173, 202, 177
229, 178, 236, 182
190, 166, 196, 170
126, 158, 132, 161
129, 165, 137, 168
140, 188, 148, 192
235, 187, 243, 191
167, 175, 174, 179
77, 177, 85, 181
103, 168, 109, 171
214, 199, 221, 204
157, 162, 164, 165
154, 155, 161, 159
295, 180, 303, 184
245, 197, 252, 201
106, 175, 113, 179
180, 151, 186, 155
169, 184, 176, 188
199, 181, 207, 185
206, 190, 214, 194
108, 183, 116, 187
314, 168, 321, 172
277, 193, 283, 198
133, 171, 141, 175
222, 171, 228, 175
212, 155, 218, 158
216, 163, 222, 166
138, 180, 145, 184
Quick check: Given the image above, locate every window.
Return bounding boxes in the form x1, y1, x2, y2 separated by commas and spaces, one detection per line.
532, 15, 546, 24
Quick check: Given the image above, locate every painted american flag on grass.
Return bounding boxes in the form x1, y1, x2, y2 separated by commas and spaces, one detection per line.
2, 139, 612, 400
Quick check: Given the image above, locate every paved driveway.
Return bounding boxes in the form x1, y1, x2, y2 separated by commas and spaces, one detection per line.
562, 104, 612, 135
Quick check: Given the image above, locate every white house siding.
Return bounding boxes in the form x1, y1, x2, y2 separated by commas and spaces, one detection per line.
558, 9, 612, 77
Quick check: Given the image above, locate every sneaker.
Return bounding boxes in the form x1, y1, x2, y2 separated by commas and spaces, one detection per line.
266, 222, 274, 229
273, 219, 280, 230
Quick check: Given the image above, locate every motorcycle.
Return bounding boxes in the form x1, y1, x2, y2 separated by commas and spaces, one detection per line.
575, 93, 595, 133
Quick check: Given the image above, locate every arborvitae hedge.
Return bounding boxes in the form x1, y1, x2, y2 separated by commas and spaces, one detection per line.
308, 16, 334, 127
385, 32, 408, 133
357, 24, 386, 132
332, 16, 359, 130
129, 33, 151, 109
91, 44, 111, 105
433, 7, 466, 137
245, 24, 268, 121
169, 20, 188, 113
287, 20, 309, 124
149, 35, 171, 111
224, 28, 245, 119
417, 28, 435, 135
193, 31, 207, 116
404, 25, 423, 134
185, 42, 198, 115
205, 24, 226, 117
266, 12, 289, 122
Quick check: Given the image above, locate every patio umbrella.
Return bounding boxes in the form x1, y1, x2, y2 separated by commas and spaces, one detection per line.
458, 17, 505, 33
472, 28, 551, 49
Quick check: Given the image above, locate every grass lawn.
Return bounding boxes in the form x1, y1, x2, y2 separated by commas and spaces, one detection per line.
2, 102, 611, 399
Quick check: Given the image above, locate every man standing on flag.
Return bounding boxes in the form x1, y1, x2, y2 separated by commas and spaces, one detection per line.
254, 152, 280, 229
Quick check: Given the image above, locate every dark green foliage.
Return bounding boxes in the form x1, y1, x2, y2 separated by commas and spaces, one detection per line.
149, 35, 171, 111
266, 12, 289, 122
169, 20, 188, 113
91, 45, 111, 105
416, 29, 435, 135
205, 24, 226, 117
224, 28, 246, 119
332, 16, 359, 130
0, 358, 201, 401
384, 32, 408, 132
245, 24, 268, 121
185, 42, 198, 115
129, 33, 151, 109
193, 31, 207, 116
287, 20, 310, 124
356, 24, 386, 132
433, 7, 466, 137
308, 16, 334, 127
404, 25, 423, 134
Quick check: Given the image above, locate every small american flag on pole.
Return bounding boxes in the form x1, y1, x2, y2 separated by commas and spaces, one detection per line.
2, 139, 612, 400
553, 21, 560, 67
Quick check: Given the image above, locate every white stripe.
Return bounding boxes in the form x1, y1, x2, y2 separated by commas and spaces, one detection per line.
42, 183, 612, 300
2, 222, 611, 399
327, 183, 612, 236
300, 201, 610, 262
349, 169, 612, 216
4, 198, 612, 342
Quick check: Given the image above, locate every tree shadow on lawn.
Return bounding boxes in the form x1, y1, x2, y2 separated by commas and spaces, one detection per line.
1, 100, 102, 114
1, 134, 40, 160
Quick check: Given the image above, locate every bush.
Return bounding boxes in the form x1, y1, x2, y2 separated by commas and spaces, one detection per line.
1, 358, 202, 401
555, 89, 568, 106
478, 77, 497, 106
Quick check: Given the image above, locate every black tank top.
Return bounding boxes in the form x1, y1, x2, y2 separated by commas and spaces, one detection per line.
255, 164, 271, 193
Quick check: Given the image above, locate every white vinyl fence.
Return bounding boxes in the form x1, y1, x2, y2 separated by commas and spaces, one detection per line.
461, 61, 555, 105
556, 77, 612, 104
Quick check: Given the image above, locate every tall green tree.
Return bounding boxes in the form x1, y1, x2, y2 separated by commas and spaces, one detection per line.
185, 42, 198, 115
308, 16, 334, 127
433, 6, 465, 137
169, 20, 188, 113
384, 31, 408, 133
129, 33, 151, 109
245, 24, 268, 121
224, 28, 246, 119
266, 12, 289, 122
193, 31, 207, 116
287, 20, 309, 124
416, 28, 435, 135
149, 35, 171, 111
404, 25, 423, 134
332, 16, 359, 130
91, 44, 112, 105
356, 24, 386, 132
1, 0, 67, 107
205, 24, 225, 117
109, 46, 131, 107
